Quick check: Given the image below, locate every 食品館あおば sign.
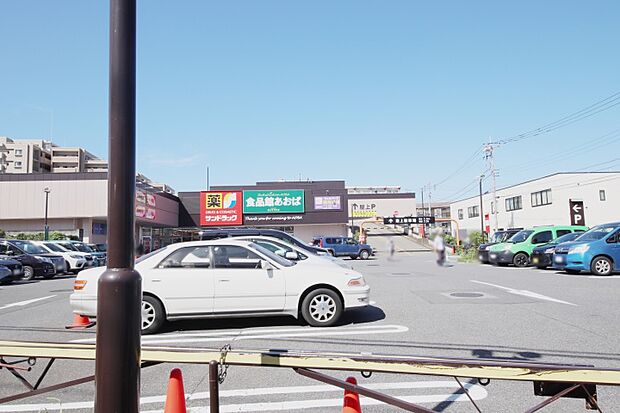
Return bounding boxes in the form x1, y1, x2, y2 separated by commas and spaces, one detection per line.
243, 190, 305, 214
200, 191, 243, 226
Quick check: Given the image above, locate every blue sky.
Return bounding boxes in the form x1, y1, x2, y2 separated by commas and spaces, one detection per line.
1, 1, 619, 199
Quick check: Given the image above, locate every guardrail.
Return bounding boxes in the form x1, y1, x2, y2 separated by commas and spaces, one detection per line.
1, 340, 618, 411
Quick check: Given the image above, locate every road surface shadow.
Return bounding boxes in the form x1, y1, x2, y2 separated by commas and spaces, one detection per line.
163, 305, 386, 334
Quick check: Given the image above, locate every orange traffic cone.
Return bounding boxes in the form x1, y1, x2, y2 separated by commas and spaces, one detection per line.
65, 314, 95, 329
342, 376, 362, 413
164, 368, 187, 413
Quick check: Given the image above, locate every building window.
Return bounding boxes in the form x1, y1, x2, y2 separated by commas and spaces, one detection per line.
457, 209, 463, 220
531, 189, 552, 207
467, 205, 479, 218
14, 149, 23, 157
599, 190, 606, 201
14, 161, 23, 168
505, 195, 522, 211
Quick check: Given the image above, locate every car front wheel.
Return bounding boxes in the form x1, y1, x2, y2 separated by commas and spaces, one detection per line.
359, 250, 370, 260
513, 252, 530, 267
301, 288, 343, 327
591, 256, 613, 276
22, 266, 35, 281
141, 295, 165, 334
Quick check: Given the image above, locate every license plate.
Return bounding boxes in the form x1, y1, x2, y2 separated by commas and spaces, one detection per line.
555, 256, 563, 263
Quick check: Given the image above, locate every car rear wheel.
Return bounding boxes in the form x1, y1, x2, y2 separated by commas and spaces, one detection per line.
591, 256, 613, 276
141, 295, 165, 334
359, 250, 370, 260
22, 266, 35, 281
301, 288, 343, 327
513, 252, 530, 267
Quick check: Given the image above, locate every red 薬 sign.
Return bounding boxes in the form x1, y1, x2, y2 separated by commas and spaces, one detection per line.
200, 191, 243, 226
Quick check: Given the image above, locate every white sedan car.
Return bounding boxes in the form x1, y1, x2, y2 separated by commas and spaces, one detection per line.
70, 239, 370, 334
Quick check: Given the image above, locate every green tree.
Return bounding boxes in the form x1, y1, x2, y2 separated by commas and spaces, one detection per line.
50, 232, 67, 240
0, 229, 5, 238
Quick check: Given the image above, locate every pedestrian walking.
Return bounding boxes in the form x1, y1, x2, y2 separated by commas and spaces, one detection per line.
388, 237, 395, 260
432, 230, 446, 266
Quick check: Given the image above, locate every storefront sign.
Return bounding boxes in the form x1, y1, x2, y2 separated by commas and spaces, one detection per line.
244, 214, 305, 224
200, 191, 243, 226
243, 190, 305, 214
314, 196, 341, 210
351, 202, 377, 218
136, 190, 156, 220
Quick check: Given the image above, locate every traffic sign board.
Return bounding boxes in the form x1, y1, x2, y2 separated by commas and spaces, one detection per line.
383, 216, 435, 225
569, 200, 585, 226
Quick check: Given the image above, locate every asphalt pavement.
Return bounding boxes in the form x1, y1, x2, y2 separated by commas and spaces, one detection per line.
1, 228, 619, 412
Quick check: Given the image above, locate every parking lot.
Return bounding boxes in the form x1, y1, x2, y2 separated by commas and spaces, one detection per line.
1, 227, 619, 412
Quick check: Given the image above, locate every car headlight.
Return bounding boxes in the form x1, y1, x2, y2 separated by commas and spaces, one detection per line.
544, 248, 555, 254
485, 246, 491, 251
70, 254, 82, 259
347, 277, 366, 287
36, 256, 52, 263
569, 244, 589, 254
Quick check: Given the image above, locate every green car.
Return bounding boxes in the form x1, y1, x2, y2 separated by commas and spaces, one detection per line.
487, 225, 588, 267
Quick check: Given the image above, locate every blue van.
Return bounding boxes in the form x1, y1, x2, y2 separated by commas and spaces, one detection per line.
553, 222, 620, 276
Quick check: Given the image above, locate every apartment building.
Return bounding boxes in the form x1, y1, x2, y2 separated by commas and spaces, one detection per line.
0, 137, 52, 173
449, 172, 620, 238
0, 136, 108, 174
51, 147, 108, 173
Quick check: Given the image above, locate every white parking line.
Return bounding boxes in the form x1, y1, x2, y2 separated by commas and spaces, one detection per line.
0, 295, 56, 311
71, 324, 409, 345
0, 380, 487, 412
470, 280, 577, 306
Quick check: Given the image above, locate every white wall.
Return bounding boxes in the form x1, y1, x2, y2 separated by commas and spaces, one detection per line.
450, 172, 620, 235
294, 224, 347, 242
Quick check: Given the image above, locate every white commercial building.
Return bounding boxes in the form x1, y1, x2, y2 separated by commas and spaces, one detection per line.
449, 172, 619, 237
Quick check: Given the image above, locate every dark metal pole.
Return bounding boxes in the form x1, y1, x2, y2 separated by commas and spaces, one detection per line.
43, 188, 50, 240
95, 0, 141, 412
479, 175, 484, 240
209, 361, 220, 413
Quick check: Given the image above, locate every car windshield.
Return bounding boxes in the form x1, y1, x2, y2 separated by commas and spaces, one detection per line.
489, 232, 505, 243
508, 230, 533, 243
11, 241, 47, 254
249, 242, 295, 267
576, 225, 617, 241
43, 243, 67, 252
58, 242, 78, 251
136, 246, 167, 264
552, 232, 582, 244
96, 244, 107, 252
73, 243, 94, 253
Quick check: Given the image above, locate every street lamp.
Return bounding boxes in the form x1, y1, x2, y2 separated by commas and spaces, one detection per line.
43, 187, 51, 240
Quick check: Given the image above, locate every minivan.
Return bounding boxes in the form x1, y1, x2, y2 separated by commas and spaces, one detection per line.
488, 225, 588, 267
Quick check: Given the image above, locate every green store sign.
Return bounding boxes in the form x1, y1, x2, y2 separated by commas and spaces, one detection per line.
243, 190, 305, 214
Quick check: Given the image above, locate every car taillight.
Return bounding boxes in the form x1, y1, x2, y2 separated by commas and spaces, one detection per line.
319, 239, 323, 247
74, 280, 87, 291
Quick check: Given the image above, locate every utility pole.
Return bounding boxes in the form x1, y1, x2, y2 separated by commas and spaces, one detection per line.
95, 0, 141, 412
43, 187, 50, 240
206, 166, 210, 190
483, 140, 499, 233
479, 174, 485, 239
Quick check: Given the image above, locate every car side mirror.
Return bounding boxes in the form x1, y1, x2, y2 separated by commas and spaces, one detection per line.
260, 260, 274, 271
284, 251, 299, 260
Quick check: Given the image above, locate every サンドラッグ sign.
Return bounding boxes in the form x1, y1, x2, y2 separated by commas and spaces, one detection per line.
200, 191, 243, 226
243, 190, 305, 214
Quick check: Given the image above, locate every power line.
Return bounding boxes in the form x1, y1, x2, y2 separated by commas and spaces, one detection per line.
494, 91, 620, 145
